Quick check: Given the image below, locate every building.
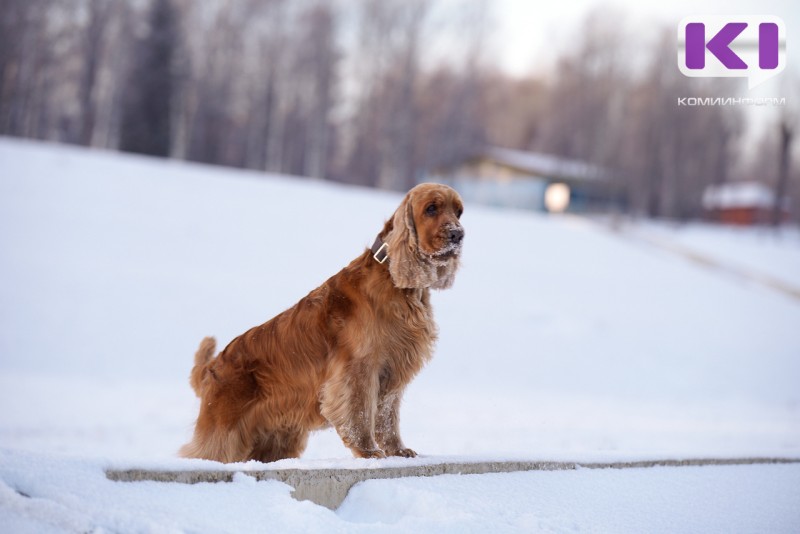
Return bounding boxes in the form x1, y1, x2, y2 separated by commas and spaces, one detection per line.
427, 146, 625, 213
702, 181, 787, 225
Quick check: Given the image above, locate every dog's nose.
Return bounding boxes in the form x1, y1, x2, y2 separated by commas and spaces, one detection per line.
449, 226, 464, 244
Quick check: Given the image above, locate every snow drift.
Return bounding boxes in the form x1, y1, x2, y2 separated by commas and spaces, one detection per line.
1, 138, 799, 532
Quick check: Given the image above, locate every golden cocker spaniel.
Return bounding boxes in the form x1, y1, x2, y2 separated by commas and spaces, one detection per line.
180, 183, 464, 462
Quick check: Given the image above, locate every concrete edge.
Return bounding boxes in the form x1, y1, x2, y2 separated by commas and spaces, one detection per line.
106, 457, 800, 510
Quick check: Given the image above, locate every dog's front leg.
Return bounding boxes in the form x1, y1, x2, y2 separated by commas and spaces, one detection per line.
375, 388, 416, 458
321, 359, 385, 459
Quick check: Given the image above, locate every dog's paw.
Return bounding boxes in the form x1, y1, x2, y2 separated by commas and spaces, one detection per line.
356, 448, 387, 459
392, 448, 417, 458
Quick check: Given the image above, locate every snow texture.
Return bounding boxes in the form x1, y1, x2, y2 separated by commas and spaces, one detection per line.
1, 138, 799, 532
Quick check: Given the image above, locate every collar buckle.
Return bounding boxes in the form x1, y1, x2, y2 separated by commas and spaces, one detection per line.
371, 237, 389, 264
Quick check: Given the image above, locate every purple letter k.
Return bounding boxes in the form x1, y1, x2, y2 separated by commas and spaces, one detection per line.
686, 22, 748, 70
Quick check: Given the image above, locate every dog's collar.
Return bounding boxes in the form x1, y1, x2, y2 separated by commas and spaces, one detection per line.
371, 235, 389, 264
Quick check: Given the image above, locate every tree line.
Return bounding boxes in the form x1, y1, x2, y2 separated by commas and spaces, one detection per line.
1, 0, 796, 222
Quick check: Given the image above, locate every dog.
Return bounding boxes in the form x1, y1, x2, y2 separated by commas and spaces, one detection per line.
180, 183, 464, 463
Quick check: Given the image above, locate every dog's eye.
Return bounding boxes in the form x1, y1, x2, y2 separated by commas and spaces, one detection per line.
456, 208, 463, 219
425, 203, 438, 216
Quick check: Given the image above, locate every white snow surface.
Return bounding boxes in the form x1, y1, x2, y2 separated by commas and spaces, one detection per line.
1, 138, 799, 532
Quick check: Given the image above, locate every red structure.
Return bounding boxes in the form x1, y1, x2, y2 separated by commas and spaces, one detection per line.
703, 181, 788, 226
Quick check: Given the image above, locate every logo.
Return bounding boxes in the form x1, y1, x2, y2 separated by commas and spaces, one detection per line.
678, 16, 786, 89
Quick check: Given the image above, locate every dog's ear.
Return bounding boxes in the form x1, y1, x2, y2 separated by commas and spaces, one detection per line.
385, 193, 424, 288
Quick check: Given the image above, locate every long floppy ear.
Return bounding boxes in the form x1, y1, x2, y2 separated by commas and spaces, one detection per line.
385, 193, 429, 288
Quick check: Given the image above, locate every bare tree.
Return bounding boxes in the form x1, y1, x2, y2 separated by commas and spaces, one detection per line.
534, 9, 630, 170
415, 0, 489, 172
772, 118, 794, 226
480, 71, 547, 151
608, 27, 744, 220
238, 0, 289, 171
119, 0, 180, 157
343, 0, 432, 190
78, 0, 114, 146
298, 3, 337, 179
414, 65, 487, 174
0, 0, 57, 138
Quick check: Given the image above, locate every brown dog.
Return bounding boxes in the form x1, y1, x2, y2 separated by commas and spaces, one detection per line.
180, 183, 464, 463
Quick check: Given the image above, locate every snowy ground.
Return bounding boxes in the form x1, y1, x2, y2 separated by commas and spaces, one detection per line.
1, 137, 799, 532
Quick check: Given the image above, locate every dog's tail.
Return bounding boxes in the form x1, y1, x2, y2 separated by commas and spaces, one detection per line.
189, 336, 216, 397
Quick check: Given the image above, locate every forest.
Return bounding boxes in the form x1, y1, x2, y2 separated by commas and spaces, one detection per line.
1, 0, 796, 222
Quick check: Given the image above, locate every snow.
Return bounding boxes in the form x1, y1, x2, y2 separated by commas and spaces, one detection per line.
628, 220, 800, 292
3, 450, 799, 533
1, 137, 799, 532
339, 465, 800, 532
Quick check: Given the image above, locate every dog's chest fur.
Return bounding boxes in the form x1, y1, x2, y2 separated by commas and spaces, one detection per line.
321, 253, 437, 375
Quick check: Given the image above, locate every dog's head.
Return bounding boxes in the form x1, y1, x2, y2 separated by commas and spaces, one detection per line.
382, 183, 464, 290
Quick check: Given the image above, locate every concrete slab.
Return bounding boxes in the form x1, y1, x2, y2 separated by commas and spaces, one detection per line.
106, 457, 800, 510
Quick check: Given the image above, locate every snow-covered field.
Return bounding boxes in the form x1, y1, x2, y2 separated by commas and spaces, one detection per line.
1, 137, 799, 532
